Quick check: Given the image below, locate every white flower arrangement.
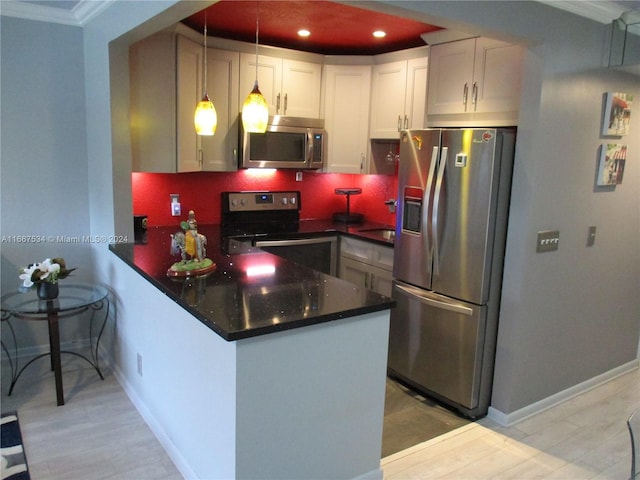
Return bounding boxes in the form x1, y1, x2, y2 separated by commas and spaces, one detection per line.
19, 257, 76, 289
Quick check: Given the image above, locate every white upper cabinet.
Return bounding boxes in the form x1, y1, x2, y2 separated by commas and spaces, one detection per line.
369, 56, 428, 139
203, 49, 240, 171
239, 53, 321, 118
175, 35, 201, 172
178, 39, 240, 172
282, 59, 322, 118
427, 37, 524, 126
130, 31, 177, 173
130, 31, 239, 173
322, 64, 372, 173
473, 38, 524, 114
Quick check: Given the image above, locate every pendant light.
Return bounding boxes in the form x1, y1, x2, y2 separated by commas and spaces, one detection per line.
194, 12, 217, 136
241, 1, 269, 133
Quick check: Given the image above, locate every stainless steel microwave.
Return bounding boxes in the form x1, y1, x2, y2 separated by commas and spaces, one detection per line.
240, 115, 326, 170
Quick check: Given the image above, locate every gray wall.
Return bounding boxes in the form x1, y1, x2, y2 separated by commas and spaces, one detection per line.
1, 17, 96, 347
1, 0, 639, 421
1, 18, 90, 274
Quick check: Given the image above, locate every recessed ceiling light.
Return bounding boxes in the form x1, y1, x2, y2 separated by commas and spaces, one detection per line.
298, 29, 311, 37
373, 30, 386, 38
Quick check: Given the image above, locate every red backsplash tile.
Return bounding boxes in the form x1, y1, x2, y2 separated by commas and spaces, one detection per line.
132, 170, 398, 227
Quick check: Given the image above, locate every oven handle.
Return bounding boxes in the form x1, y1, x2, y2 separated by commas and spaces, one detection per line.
255, 236, 337, 248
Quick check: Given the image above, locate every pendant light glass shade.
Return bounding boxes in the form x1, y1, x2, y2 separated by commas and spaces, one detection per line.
195, 93, 217, 135
242, 1, 268, 134
242, 81, 269, 133
194, 16, 217, 136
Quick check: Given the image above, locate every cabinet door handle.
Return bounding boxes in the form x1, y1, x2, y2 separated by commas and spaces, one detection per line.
472, 82, 478, 110
360, 153, 365, 172
463, 82, 468, 111
276, 93, 281, 114
404, 115, 409, 129
198, 149, 203, 167
283, 93, 288, 115
397, 115, 402, 131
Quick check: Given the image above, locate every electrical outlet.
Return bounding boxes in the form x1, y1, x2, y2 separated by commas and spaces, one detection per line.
296, 171, 303, 182
137, 353, 143, 376
170, 193, 181, 216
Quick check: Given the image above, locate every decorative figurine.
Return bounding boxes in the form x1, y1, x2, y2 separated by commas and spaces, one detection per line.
167, 210, 216, 277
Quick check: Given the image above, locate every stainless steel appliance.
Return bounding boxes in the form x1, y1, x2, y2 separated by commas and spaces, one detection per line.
239, 116, 326, 170
388, 128, 516, 418
221, 191, 337, 275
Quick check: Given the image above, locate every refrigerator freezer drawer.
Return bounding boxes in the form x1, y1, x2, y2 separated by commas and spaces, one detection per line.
388, 281, 487, 412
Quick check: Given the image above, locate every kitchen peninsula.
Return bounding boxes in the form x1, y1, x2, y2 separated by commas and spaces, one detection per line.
108, 225, 394, 479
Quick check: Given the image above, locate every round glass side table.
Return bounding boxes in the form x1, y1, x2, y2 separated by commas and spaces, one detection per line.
1, 283, 109, 406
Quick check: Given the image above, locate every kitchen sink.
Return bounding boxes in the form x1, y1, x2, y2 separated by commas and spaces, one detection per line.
358, 228, 396, 240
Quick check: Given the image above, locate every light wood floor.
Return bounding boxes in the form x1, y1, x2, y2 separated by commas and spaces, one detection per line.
2, 354, 638, 479
1, 356, 182, 480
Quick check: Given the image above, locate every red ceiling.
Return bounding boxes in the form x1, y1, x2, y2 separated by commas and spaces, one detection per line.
182, 1, 441, 55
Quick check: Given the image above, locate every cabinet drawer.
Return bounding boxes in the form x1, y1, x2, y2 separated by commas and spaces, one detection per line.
372, 244, 393, 271
340, 236, 373, 263
339, 236, 393, 271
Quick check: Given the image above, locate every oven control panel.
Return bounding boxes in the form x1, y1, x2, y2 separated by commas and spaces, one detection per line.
224, 191, 300, 212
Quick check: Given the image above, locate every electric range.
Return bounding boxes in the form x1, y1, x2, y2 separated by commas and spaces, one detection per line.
220, 191, 337, 275
221, 191, 301, 238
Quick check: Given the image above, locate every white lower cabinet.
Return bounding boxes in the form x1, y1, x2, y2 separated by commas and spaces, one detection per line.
339, 236, 393, 297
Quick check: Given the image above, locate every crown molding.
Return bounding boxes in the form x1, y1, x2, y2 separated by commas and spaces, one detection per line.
0, 0, 113, 26
0, 0, 634, 28
537, 1, 631, 24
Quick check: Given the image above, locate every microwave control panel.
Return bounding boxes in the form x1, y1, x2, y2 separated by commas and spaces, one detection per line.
224, 191, 300, 212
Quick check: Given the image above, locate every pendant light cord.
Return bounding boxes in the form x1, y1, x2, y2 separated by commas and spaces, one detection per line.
203, 12, 208, 96
254, 1, 259, 81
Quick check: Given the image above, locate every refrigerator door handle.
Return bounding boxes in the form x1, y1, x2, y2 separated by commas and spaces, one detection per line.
396, 283, 474, 316
423, 146, 440, 258
432, 146, 448, 275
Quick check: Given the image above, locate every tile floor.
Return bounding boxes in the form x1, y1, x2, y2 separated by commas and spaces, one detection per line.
382, 378, 470, 457
1, 352, 638, 479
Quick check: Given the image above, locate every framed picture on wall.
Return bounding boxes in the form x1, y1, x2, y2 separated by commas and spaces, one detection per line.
597, 143, 627, 186
602, 92, 633, 136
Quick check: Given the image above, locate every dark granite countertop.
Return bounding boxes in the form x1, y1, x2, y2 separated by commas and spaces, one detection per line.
289, 219, 396, 246
109, 223, 395, 341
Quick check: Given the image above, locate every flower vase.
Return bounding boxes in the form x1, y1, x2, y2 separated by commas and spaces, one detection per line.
37, 282, 59, 300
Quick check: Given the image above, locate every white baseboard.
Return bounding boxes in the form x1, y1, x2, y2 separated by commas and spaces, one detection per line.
488, 359, 639, 426
110, 362, 197, 480
353, 467, 384, 480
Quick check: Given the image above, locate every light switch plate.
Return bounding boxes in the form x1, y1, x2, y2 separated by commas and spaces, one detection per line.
587, 226, 596, 247
537, 230, 559, 253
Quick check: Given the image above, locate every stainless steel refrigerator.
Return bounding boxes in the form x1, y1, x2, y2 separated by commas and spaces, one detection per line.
388, 128, 516, 418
